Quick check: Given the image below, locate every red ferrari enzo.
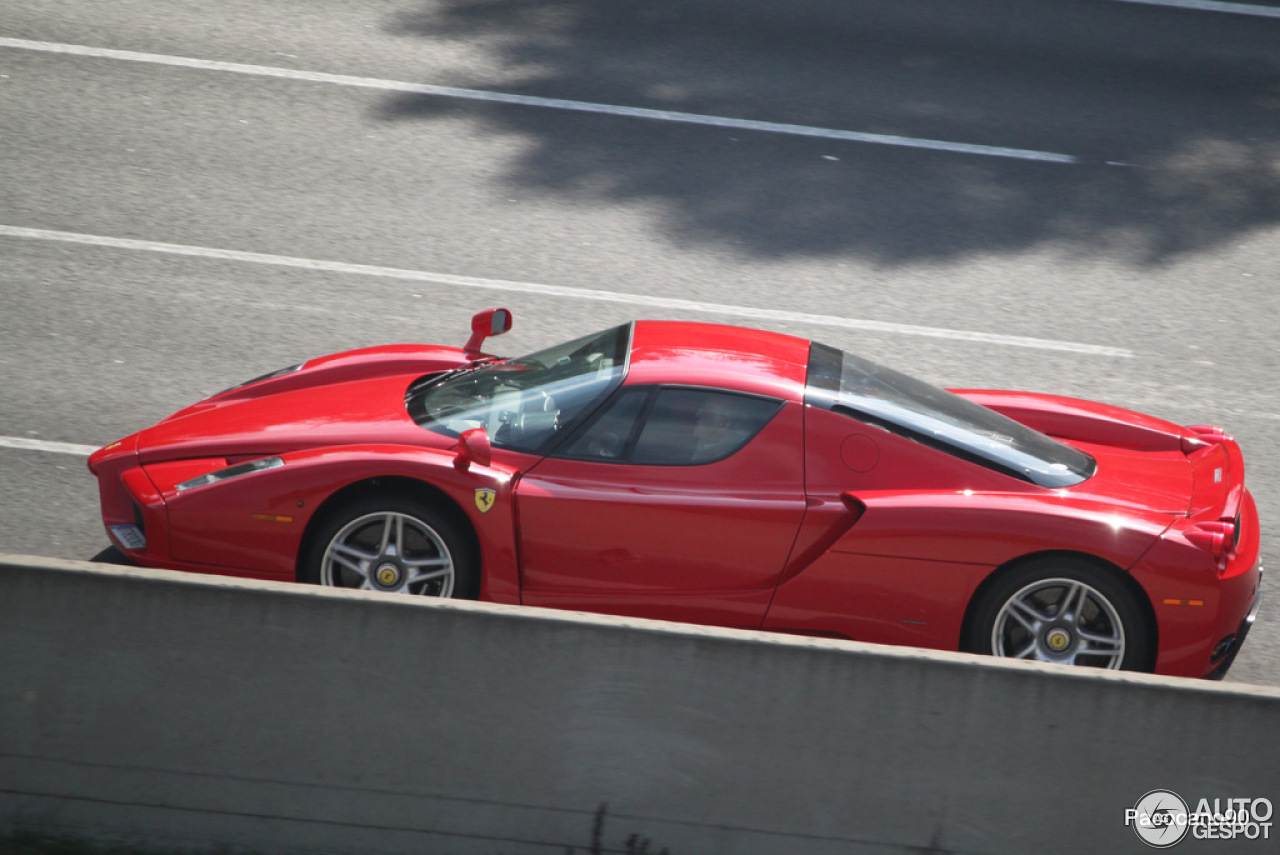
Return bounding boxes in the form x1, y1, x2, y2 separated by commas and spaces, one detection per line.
89, 310, 1262, 679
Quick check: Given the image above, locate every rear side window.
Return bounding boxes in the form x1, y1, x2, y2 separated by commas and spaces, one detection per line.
557, 387, 782, 465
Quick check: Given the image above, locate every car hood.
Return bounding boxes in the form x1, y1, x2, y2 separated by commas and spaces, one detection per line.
135, 344, 472, 463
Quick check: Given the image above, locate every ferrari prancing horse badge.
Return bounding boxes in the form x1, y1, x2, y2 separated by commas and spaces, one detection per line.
474, 488, 496, 514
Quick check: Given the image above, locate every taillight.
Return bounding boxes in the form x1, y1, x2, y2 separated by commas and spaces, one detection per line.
1185, 520, 1237, 567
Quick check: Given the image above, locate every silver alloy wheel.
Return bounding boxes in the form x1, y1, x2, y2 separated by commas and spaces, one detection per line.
320, 511, 455, 597
991, 576, 1126, 668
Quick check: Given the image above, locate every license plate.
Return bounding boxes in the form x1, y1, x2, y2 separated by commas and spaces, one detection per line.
109, 524, 146, 551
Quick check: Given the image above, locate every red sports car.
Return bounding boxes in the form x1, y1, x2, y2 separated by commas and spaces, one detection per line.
89, 310, 1262, 679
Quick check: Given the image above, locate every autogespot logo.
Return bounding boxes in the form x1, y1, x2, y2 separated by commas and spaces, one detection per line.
1125, 790, 1274, 847
1128, 790, 1191, 848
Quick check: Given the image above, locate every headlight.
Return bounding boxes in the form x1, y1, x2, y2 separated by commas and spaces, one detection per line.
219, 363, 304, 395
175, 456, 284, 492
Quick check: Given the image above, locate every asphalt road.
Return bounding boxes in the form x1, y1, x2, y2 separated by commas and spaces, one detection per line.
2, 0, 1277, 685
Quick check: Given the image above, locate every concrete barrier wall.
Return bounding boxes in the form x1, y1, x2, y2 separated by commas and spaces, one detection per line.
2, 554, 1278, 855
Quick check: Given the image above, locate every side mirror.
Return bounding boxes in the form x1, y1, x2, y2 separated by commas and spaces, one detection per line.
454, 427, 492, 471
464, 308, 513, 356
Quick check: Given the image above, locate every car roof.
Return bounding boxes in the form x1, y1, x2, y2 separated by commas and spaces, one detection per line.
625, 321, 811, 400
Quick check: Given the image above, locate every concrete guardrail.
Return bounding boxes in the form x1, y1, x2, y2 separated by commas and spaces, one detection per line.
2, 553, 1278, 854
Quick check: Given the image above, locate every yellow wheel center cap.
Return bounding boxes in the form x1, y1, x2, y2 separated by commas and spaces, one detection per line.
1046, 629, 1071, 651
376, 564, 401, 586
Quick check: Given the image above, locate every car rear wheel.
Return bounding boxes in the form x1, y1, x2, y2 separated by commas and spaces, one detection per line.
968, 558, 1151, 671
302, 495, 478, 599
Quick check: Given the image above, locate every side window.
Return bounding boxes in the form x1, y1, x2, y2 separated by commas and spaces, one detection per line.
632, 389, 781, 465
558, 389, 648, 460
558, 388, 782, 465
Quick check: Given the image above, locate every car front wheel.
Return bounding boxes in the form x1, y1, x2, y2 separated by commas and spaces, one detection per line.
967, 558, 1152, 671
302, 495, 478, 599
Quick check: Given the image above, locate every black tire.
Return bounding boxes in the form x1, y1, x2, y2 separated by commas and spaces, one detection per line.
966, 556, 1152, 671
301, 493, 479, 599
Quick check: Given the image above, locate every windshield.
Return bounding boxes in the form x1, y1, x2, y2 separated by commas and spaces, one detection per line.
407, 324, 631, 453
806, 343, 1095, 487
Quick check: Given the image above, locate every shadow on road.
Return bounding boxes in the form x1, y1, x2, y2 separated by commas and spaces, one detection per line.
374, 0, 1280, 265
90, 545, 136, 566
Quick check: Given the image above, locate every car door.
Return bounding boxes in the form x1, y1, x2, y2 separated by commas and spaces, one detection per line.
514, 386, 807, 628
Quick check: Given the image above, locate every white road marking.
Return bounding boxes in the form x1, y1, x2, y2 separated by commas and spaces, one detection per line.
0, 36, 1080, 165
0, 224, 1135, 357
0, 436, 98, 457
1110, 0, 1280, 18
